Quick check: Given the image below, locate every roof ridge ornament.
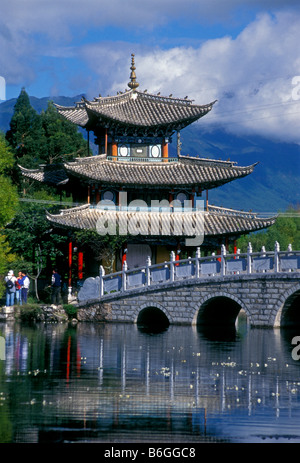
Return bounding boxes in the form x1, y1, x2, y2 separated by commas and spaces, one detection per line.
128, 54, 139, 92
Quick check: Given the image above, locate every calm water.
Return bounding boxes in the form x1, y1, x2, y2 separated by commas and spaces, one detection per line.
1, 319, 300, 444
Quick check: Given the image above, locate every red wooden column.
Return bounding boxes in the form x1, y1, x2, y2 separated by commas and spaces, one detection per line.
122, 247, 127, 268
169, 189, 174, 210
175, 243, 181, 266
78, 250, 83, 280
225, 236, 229, 251
105, 128, 108, 155
162, 139, 168, 162
234, 239, 237, 258
189, 188, 195, 208
112, 139, 118, 159
96, 186, 101, 204
68, 241, 72, 300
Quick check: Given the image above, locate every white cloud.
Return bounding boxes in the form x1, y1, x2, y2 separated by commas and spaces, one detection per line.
85, 11, 300, 143
1, 1, 300, 143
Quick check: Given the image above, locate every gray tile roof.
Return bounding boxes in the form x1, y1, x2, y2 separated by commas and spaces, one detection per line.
63, 154, 257, 189
46, 203, 276, 238
55, 91, 216, 135
18, 164, 69, 185
55, 102, 89, 128
19, 155, 257, 190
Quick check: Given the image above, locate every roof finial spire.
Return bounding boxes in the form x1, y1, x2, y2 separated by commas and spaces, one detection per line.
128, 53, 139, 91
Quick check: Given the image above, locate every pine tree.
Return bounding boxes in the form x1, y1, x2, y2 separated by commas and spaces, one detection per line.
6, 90, 87, 169
6, 88, 46, 168
40, 101, 87, 164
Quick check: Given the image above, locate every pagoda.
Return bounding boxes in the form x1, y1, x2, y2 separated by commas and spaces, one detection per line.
20, 54, 276, 278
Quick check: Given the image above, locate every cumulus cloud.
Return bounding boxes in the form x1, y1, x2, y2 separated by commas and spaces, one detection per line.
89, 11, 300, 143
1, 1, 300, 143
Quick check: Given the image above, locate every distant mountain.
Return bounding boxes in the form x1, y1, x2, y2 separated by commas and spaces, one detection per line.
1, 95, 299, 214
176, 126, 300, 213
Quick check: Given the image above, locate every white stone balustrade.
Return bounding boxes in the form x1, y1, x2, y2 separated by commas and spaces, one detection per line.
76, 242, 300, 301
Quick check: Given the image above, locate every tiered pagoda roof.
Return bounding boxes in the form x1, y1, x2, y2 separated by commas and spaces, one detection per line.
19, 154, 257, 190
54, 53, 216, 137
46, 203, 276, 239
19, 164, 69, 186
55, 91, 216, 138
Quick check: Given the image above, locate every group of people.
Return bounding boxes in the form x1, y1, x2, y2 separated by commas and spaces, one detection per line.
3, 268, 62, 307
4, 270, 30, 307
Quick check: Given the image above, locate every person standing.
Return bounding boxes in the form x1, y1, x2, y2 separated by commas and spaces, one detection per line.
51, 269, 61, 306
4, 270, 17, 307
21, 272, 30, 304
15, 272, 23, 305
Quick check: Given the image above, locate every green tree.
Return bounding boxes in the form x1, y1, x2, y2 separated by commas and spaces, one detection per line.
6, 90, 87, 172
0, 133, 19, 227
0, 133, 19, 295
40, 101, 87, 164
5, 88, 46, 168
5, 191, 68, 300
236, 205, 300, 252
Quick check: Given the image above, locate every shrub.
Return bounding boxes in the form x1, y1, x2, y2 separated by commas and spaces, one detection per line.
19, 304, 43, 323
63, 304, 78, 320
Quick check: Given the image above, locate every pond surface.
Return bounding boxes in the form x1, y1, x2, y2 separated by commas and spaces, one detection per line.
1, 319, 300, 443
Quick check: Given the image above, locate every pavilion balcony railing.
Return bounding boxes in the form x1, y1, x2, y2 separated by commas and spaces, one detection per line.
90, 203, 202, 212
106, 155, 178, 163
95, 242, 300, 299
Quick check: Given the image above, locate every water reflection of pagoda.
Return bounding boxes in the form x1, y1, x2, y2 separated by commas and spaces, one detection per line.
20, 54, 275, 274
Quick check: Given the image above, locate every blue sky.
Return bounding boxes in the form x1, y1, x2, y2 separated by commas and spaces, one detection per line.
1, 0, 300, 143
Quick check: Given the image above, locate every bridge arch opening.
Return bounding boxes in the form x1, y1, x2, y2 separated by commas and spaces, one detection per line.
137, 307, 170, 333
197, 296, 244, 327
279, 290, 300, 328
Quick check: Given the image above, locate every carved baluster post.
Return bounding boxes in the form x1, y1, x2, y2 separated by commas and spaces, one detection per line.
274, 241, 280, 273
261, 246, 266, 273
211, 252, 216, 276
99, 265, 105, 297
122, 260, 128, 292
247, 242, 252, 274
146, 256, 151, 286
170, 251, 175, 283
195, 247, 201, 278
236, 248, 241, 275
221, 244, 226, 276
287, 244, 292, 272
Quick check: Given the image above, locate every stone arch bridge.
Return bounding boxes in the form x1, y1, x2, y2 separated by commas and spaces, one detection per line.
77, 243, 300, 329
